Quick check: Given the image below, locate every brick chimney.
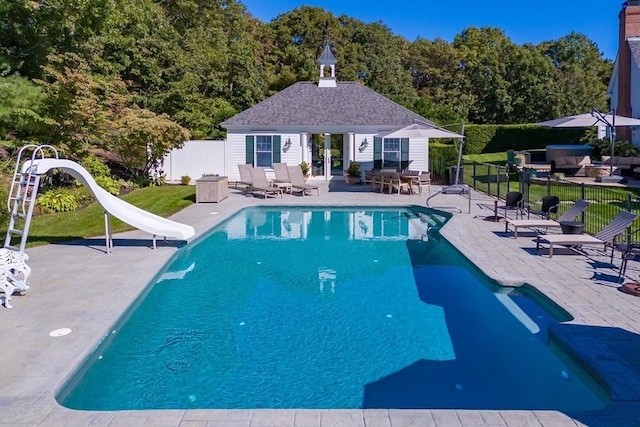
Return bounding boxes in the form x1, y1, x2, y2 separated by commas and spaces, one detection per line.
617, 1, 640, 139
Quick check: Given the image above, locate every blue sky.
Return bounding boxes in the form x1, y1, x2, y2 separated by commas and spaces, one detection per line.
239, 0, 624, 61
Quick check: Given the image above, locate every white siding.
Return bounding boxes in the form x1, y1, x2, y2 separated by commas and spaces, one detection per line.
351, 133, 377, 171
227, 133, 247, 182
227, 132, 304, 181
408, 138, 429, 172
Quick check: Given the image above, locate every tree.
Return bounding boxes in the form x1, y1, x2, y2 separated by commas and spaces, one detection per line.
537, 32, 612, 119
38, 53, 190, 177
407, 38, 469, 119
37, 53, 109, 158
453, 27, 520, 124
0, 74, 51, 147
107, 106, 190, 179
0, 0, 115, 78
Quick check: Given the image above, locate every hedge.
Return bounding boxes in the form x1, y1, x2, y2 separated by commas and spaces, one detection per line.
462, 124, 587, 154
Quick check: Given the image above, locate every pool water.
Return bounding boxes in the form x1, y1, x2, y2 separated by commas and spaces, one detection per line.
58, 207, 608, 411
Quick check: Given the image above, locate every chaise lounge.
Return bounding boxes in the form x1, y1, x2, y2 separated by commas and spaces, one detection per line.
507, 200, 591, 238
535, 210, 638, 258
287, 165, 319, 196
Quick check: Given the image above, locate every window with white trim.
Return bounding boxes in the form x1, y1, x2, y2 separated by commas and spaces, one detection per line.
383, 138, 400, 169
255, 135, 273, 168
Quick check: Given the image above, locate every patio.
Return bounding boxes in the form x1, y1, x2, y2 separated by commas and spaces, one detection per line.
1, 182, 639, 426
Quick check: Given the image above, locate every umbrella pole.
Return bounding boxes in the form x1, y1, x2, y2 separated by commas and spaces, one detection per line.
454, 122, 465, 185
610, 110, 616, 176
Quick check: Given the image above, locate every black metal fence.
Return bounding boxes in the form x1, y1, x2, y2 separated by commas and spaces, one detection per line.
461, 160, 640, 238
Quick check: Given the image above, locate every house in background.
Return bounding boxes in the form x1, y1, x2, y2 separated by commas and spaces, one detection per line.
220, 43, 439, 182
608, 1, 640, 144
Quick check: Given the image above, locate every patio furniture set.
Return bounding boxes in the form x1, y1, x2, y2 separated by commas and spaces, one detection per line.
364, 169, 431, 195
497, 192, 640, 280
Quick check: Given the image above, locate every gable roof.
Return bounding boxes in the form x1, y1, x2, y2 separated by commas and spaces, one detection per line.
221, 81, 433, 129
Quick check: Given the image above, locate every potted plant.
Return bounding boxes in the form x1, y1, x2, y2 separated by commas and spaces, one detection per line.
299, 161, 310, 182
345, 161, 361, 184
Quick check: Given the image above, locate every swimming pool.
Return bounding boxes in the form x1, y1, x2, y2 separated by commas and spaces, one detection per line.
58, 207, 608, 411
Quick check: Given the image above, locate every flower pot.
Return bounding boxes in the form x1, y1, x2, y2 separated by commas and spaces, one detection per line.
345, 176, 360, 185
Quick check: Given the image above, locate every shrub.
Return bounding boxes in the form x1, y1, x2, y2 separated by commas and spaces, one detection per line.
81, 154, 111, 177
586, 138, 638, 159
299, 161, 310, 176
346, 161, 361, 178
180, 175, 191, 185
37, 188, 78, 213
93, 175, 121, 195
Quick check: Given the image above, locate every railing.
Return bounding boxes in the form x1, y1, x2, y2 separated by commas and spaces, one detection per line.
460, 160, 640, 240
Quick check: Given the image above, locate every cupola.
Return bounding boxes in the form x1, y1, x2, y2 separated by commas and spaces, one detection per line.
318, 43, 337, 88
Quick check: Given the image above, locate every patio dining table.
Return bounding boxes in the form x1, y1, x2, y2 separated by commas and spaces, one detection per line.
400, 174, 417, 194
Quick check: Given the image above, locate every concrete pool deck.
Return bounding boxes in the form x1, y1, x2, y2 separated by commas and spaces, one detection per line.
1, 182, 639, 427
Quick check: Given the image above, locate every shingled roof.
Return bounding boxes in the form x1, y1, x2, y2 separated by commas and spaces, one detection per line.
221, 81, 433, 129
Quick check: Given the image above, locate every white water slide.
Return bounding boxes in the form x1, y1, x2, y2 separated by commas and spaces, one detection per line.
22, 159, 195, 251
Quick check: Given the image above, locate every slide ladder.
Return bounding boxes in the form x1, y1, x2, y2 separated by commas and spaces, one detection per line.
4, 145, 58, 252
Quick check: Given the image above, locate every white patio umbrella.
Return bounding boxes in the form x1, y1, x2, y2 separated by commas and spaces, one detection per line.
537, 111, 640, 128
378, 123, 464, 139
537, 109, 640, 176
377, 123, 465, 184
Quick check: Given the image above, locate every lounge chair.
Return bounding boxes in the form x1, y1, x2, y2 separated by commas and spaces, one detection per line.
536, 210, 639, 258
507, 199, 591, 238
248, 167, 283, 199
237, 164, 253, 194
272, 163, 293, 194
287, 165, 319, 196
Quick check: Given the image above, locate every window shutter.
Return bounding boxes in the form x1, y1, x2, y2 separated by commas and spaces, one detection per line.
401, 137, 409, 171
373, 137, 382, 169
245, 135, 254, 166
272, 135, 281, 164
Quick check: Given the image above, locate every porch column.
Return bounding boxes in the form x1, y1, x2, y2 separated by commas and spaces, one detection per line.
347, 132, 355, 164
324, 133, 331, 181
300, 132, 309, 164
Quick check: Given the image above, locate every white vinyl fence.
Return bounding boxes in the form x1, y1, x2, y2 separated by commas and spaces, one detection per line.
161, 140, 226, 182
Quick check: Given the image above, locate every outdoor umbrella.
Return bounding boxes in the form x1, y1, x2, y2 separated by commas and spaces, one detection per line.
377, 123, 464, 139
377, 123, 465, 184
537, 111, 640, 128
537, 109, 640, 176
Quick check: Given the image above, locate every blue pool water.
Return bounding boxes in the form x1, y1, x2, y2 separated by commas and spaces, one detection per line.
58, 207, 608, 411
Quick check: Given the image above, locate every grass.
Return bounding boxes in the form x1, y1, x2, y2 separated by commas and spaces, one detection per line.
462, 152, 508, 164
8, 185, 196, 247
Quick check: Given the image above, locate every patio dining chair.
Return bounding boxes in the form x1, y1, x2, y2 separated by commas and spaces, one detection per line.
414, 171, 431, 196
528, 195, 560, 220
497, 191, 524, 231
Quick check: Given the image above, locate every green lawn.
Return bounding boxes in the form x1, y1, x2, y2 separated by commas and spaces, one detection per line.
7, 185, 196, 247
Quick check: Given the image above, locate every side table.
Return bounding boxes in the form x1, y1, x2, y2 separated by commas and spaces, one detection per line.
559, 221, 584, 235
